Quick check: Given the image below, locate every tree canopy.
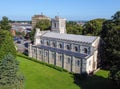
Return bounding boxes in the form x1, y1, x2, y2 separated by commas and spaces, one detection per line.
112, 11, 120, 21
0, 53, 24, 89
0, 30, 16, 60
83, 18, 105, 36
66, 21, 82, 35
0, 16, 11, 30
35, 19, 50, 31
100, 11, 120, 88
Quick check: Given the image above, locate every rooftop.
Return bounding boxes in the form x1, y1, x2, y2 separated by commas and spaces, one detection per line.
42, 32, 98, 43
32, 14, 50, 19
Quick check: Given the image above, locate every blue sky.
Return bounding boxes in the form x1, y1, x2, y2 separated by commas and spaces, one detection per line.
0, 0, 120, 21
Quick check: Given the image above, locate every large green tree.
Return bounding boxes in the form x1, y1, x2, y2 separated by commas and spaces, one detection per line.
101, 11, 120, 88
0, 53, 24, 89
83, 18, 105, 36
66, 21, 82, 35
35, 19, 50, 31
112, 11, 120, 21
0, 30, 16, 60
29, 19, 50, 42
29, 29, 36, 43
0, 16, 11, 30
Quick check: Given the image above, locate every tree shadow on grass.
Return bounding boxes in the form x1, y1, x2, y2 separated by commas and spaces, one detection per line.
73, 74, 116, 89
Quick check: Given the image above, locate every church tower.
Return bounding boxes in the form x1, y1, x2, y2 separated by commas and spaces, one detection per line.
34, 28, 41, 45
51, 16, 66, 34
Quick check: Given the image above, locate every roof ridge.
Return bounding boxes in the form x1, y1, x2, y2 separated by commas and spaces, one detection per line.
42, 32, 98, 43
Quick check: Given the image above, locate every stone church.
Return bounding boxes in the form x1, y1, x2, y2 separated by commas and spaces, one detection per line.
28, 16, 101, 74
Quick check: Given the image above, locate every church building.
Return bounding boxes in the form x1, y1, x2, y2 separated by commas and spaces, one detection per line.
28, 16, 101, 74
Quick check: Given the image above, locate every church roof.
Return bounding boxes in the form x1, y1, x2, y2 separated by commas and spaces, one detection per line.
42, 32, 98, 43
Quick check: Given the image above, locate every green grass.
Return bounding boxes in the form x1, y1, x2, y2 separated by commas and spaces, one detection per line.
17, 56, 79, 89
17, 56, 113, 89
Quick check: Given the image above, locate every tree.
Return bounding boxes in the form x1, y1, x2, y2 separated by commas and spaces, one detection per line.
0, 16, 11, 30
29, 19, 50, 43
101, 17, 120, 66
112, 11, 120, 21
0, 53, 24, 89
29, 29, 36, 43
83, 18, 105, 36
0, 30, 16, 60
35, 19, 50, 31
109, 65, 120, 87
66, 21, 83, 35
100, 11, 120, 88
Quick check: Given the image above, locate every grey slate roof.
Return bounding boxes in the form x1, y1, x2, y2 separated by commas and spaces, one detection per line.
42, 32, 98, 43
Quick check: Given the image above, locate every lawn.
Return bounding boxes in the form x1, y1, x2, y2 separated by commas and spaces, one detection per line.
17, 56, 79, 89
17, 56, 113, 89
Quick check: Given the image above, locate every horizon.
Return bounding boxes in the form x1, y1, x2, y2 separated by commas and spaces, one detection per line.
0, 0, 120, 21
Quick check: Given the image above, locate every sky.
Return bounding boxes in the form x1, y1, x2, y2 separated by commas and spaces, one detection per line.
0, 0, 120, 21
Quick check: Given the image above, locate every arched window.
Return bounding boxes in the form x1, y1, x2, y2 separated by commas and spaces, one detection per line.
84, 48, 87, 53
67, 58, 70, 63
41, 40, 43, 44
47, 41, 49, 46
74, 46, 78, 52
52, 42, 56, 47
66, 45, 70, 50
77, 60, 80, 66
59, 44, 62, 48
54, 23, 56, 28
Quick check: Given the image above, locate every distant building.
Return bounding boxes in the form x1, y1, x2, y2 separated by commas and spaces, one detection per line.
11, 22, 32, 35
28, 16, 101, 74
32, 13, 51, 29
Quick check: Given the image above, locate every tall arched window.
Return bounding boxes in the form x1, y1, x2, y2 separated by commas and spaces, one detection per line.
41, 40, 43, 44
67, 58, 70, 63
77, 60, 80, 66
84, 48, 87, 53
54, 23, 57, 28
52, 42, 56, 47
47, 41, 49, 46
59, 44, 62, 48
74, 46, 78, 52
66, 45, 70, 50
